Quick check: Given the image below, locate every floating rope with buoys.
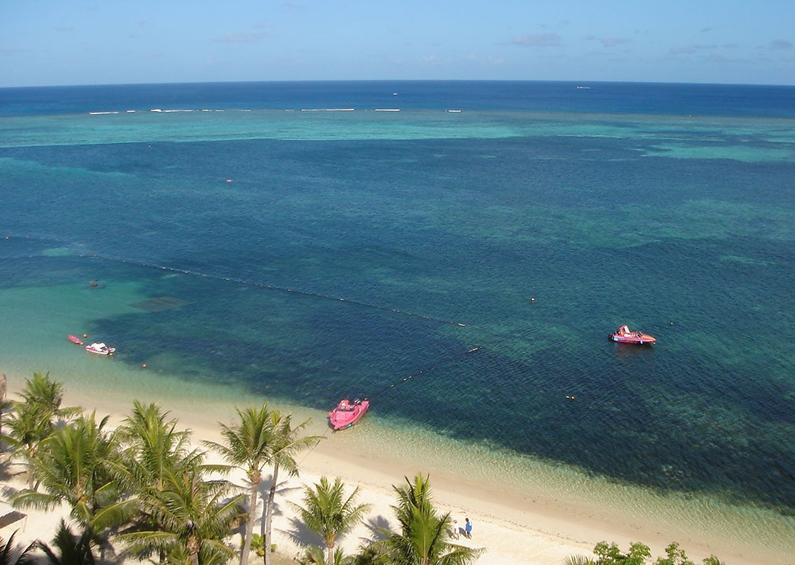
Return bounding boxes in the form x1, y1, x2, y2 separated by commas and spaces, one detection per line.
1, 234, 468, 327
367, 346, 482, 400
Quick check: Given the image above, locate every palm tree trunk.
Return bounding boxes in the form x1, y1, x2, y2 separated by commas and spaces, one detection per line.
26, 446, 36, 490
188, 533, 201, 565
241, 481, 259, 565
263, 464, 280, 565
0, 374, 6, 453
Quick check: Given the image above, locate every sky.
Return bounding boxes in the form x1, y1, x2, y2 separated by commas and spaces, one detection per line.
1, 0, 794, 87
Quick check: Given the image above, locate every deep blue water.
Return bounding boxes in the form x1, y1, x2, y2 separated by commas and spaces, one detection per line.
1, 80, 795, 117
1, 81, 794, 515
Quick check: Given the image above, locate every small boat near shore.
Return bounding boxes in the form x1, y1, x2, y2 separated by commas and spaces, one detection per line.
328, 398, 369, 431
86, 342, 116, 355
68, 334, 84, 346
610, 325, 656, 345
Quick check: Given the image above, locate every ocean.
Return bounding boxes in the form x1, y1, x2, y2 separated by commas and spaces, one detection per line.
1, 81, 794, 558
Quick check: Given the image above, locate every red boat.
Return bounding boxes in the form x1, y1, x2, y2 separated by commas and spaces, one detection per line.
68, 334, 84, 346
610, 325, 656, 345
328, 398, 369, 431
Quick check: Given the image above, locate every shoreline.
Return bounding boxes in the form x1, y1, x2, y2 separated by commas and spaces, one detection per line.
3, 372, 793, 565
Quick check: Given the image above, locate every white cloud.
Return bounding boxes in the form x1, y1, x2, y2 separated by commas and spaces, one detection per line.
509, 33, 562, 47
600, 37, 631, 48
215, 32, 269, 44
669, 44, 719, 55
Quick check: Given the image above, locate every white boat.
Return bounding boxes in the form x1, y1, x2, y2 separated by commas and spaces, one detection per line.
86, 342, 116, 355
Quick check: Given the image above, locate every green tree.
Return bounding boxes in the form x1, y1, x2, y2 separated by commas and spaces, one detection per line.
572, 541, 724, 565
290, 477, 371, 565
0, 396, 13, 455
6, 373, 80, 488
10, 412, 134, 557
115, 401, 203, 495
114, 401, 209, 564
654, 542, 695, 565
260, 410, 320, 565
592, 541, 652, 565
0, 530, 37, 565
377, 474, 483, 565
38, 519, 96, 565
203, 405, 277, 565
0, 374, 10, 453
118, 464, 244, 565
297, 546, 354, 565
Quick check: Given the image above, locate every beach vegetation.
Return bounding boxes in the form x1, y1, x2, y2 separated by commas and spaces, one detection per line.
369, 473, 483, 565
290, 476, 371, 565
38, 519, 97, 565
6, 372, 80, 489
250, 535, 265, 557
568, 540, 726, 565
116, 462, 244, 565
204, 404, 284, 565
0, 530, 37, 565
232, 409, 320, 565
593, 541, 651, 564
0, 395, 13, 456
115, 401, 200, 495
296, 546, 353, 565
114, 401, 211, 563
0, 374, 10, 454
10, 411, 133, 559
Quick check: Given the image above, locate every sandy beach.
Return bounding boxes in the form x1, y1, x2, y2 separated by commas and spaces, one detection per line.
1, 377, 791, 565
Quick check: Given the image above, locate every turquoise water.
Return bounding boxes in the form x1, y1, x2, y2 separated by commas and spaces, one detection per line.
1, 82, 794, 556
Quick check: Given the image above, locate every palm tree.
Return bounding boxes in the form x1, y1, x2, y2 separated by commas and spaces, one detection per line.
260, 410, 321, 565
38, 519, 96, 565
113, 401, 209, 564
203, 405, 274, 565
0, 529, 37, 565
204, 405, 322, 565
6, 372, 80, 488
10, 412, 135, 558
377, 474, 483, 565
118, 464, 244, 565
0, 396, 13, 455
297, 546, 353, 565
0, 374, 9, 453
115, 401, 202, 494
290, 477, 371, 565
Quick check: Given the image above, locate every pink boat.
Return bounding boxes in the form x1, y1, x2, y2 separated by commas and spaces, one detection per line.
328, 398, 369, 431
610, 325, 656, 345
68, 334, 84, 346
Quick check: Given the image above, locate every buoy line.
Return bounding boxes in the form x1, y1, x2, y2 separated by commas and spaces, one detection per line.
1, 235, 469, 327
367, 346, 482, 399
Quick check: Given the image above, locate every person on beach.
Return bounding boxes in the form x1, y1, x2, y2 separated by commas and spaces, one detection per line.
464, 517, 472, 538
452, 519, 460, 539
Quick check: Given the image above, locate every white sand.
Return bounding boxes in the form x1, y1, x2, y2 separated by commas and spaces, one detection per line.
1, 384, 790, 565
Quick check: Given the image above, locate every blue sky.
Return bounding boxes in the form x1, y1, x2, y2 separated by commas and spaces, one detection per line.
2, 0, 793, 87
